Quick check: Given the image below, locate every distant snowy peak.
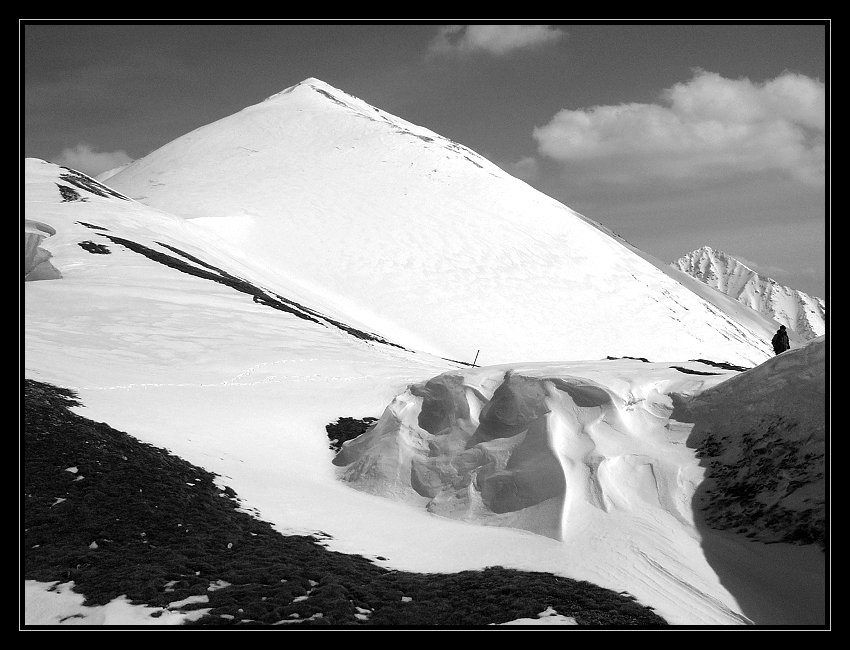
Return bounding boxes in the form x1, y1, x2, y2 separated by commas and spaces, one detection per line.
672, 246, 825, 339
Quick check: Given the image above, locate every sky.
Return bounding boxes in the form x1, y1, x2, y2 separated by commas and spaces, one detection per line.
22, 20, 828, 297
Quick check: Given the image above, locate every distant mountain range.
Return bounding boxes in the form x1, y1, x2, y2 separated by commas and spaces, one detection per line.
672, 246, 825, 340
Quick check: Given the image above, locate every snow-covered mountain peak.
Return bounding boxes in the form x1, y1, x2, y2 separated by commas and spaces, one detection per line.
263, 77, 359, 107
672, 247, 825, 340
691, 245, 735, 265
256, 77, 494, 169
99, 81, 787, 366
680, 246, 758, 278
262, 77, 406, 122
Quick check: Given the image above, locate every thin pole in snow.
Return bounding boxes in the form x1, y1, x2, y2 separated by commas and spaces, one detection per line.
473, 349, 480, 367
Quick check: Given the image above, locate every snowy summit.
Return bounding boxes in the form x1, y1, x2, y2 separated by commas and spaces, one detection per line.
24, 78, 826, 628
672, 246, 826, 340
101, 78, 781, 367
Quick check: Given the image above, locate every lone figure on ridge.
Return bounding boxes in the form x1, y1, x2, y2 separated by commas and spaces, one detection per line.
771, 325, 790, 355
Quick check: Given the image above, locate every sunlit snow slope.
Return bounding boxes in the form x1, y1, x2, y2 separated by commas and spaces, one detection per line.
26, 160, 709, 624
673, 246, 826, 340
103, 78, 781, 367
24, 158, 447, 391
24, 159, 825, 626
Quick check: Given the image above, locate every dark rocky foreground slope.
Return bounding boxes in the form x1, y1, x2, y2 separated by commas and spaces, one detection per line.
23, 379, 667, 628
675, 342, 826, 551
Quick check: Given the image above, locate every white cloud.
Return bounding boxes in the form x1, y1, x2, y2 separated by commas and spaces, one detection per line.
53, 144, 133, 177
428, 25, 565, 57
533, 70, 825, 186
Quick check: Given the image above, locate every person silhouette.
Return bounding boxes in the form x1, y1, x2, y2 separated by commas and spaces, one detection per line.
771, 325, 790, 355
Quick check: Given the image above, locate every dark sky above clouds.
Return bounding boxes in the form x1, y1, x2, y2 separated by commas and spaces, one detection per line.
22, 21, 828, 297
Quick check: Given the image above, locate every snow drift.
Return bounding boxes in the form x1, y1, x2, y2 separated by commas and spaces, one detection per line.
333, 339, 824, 548
102, 78, 781, 367
25, 219, 61, 281
332, 358, 732, 541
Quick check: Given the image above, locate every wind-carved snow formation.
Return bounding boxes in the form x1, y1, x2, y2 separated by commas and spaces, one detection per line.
102, 77, 783, 367
334, 361, 711, 542
24, 219, 61, 281
333, 340, 825, 552
672, 246, 825, 340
